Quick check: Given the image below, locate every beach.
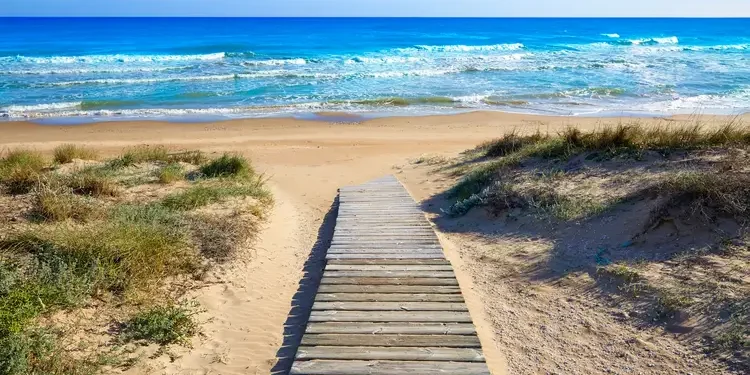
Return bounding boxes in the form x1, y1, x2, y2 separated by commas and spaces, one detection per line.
2, 111, 745, 374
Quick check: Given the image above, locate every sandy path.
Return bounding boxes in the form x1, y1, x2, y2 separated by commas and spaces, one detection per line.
3, 111, 743, 374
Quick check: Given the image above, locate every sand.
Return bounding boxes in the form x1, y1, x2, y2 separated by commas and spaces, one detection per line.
1, 111, 744, 374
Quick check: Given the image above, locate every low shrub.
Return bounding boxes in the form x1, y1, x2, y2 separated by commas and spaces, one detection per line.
0, 150, 46, 194
120, 303, 198, 345
200, 154, 253, 179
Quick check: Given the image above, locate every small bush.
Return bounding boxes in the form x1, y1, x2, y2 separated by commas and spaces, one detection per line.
157, 163, 185, 184
200, 154, 253, 179
52, 144, 98, 164
0, 150, 46, 194
479, 130, 548, 158
190, 211, 260, 261
162, 181, 270, 211
120, 303, 198, 345
0, 328, 102, 375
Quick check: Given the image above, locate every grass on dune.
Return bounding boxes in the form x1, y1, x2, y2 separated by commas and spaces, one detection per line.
107, 145, 208, 169
157, 163, 185, 184
0, 147, 270, 374
449, 122, 750, 212
162, 180, 271, 211
0, 150, 47, 194
52, 144, 98, 164
120, 303, 198, 346
199, 154, 253, 179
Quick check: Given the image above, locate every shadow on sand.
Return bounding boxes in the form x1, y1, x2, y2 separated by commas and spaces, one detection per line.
270, 196, 339, 375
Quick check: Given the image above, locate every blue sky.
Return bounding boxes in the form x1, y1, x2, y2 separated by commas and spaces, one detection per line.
3, 0, 750, 17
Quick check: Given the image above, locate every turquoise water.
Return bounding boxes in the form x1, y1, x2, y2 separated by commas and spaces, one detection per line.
1, 18, 749, 120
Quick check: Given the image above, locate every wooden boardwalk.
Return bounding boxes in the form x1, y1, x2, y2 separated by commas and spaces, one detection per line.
291, 176, 491, 374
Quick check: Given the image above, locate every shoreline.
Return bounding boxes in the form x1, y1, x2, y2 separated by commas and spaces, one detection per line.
2, 107, 747, 128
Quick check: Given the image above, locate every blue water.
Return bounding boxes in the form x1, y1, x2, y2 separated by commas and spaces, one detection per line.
1, 18, 749, 120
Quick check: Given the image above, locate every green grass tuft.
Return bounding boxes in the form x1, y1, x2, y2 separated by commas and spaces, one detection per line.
107, 145, 170, 169
120, 303, 198, 345
157, 163, 185, 184
32, 182, 98, 222
162, 180, 270, 211
52, 144, 98, 164
200, 154, 253, 179
0, 149, 47, 194
64, 169, 120, 197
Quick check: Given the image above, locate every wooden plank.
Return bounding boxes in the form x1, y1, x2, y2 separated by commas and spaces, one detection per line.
326, 259, 450, 265
326, 254, 445, 260
321, 277, 458, 286
291, 360, 490, 375
312, 302, 468, 311
326, 249, 444, 255
308, 311, 472, 322
305, 322, 476, 335
315, 293, 464, 302
317, 285, 461, 294
301, 334, 481, 347
329, 244, 442, 249
323, 271, 455, 278
295, 346, 485, 362
325, 265, 453, 271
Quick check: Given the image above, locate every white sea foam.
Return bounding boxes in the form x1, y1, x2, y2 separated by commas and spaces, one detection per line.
399, 43, 525, 53
1, 66, 189, 75
602, 33, 621, 38
629, 36, 679, 45
0, 52, 227, 64
241, 58, 307, 66
1, 102, 82, 113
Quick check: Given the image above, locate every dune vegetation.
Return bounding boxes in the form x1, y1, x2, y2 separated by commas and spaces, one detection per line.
0, 146, 271, 375
432, 121, 750, 372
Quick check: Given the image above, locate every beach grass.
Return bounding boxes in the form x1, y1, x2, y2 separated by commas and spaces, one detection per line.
0, 149, 47, 194
53, 144, 98, 164
0, 145, 271, 373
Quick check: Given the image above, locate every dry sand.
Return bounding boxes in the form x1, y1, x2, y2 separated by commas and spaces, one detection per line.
1, 111, 744, 374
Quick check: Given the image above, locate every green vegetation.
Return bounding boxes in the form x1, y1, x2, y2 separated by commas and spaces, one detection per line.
448, 123, 750, 217
120, 304, 198, 345
199, 154, 253, 178
654, 171, 750, 218
0, 150, 46, 194
162, 180, 270, 211
32, 182, 97, 222
157, 163, 185, 184
52, 144, 98, 164
0, 146, 270, 374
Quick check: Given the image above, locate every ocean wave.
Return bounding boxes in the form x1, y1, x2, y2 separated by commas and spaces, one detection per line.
345, 56, 427, 64
0, 52, 227, 64
602, 33, 620, 38
398, 43, 525, 53
616, 36, 679, 46
241, 58, 307, 66
1, 102, 82, 113
0, 66, 191, 75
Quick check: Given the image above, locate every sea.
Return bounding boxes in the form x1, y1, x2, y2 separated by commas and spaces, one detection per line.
1, 18, 749, 121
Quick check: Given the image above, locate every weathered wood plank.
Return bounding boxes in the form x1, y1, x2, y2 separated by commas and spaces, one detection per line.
326, 249, 444, 255
320, 277, 458, 286
308, 311, 472, 322
323, 271, 455, 278
316, 285, 461, 294
315, 293, 464, 302
290, 360, 490, 374
301, 334, 480, 347
326, 259, 451, 265
305, 322, 476, 335
325, 265, 453, 271
326, 254, 445, 260
312, 301, 468, 311
295, 346, 485, 362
